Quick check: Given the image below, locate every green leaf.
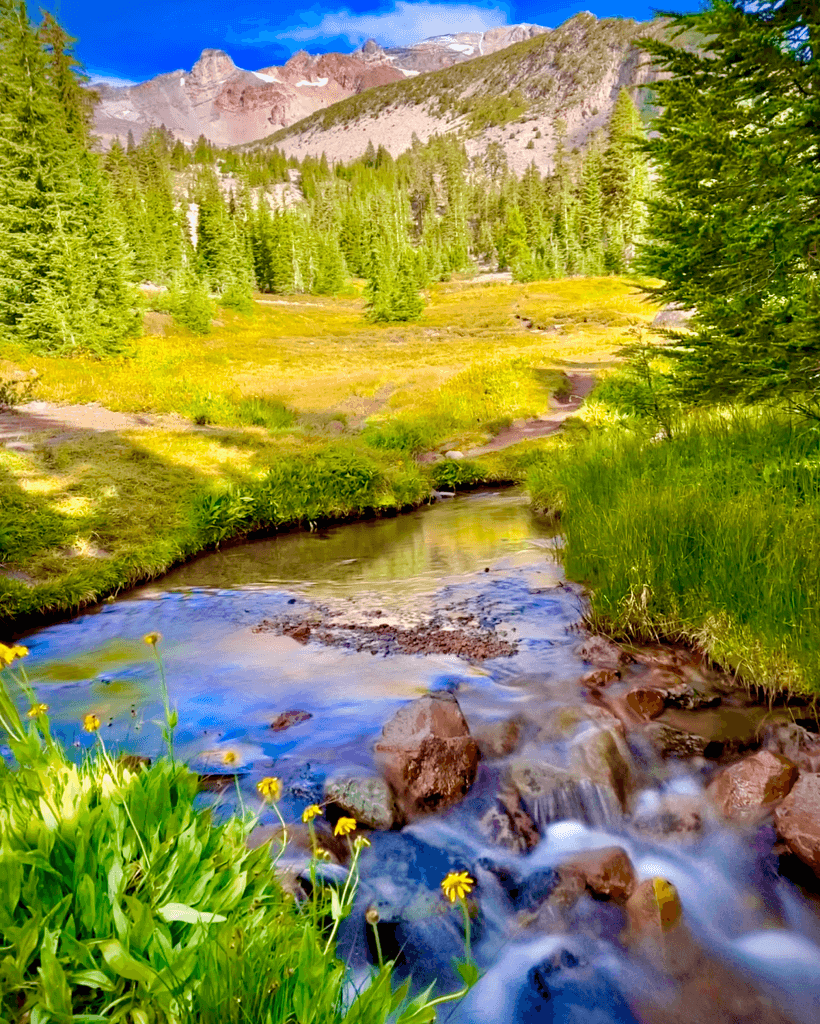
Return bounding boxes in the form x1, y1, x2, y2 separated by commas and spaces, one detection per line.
68, 969, 116, 992
156, 902, 226, 925
99, 939, 156, 986
76, 874, 96, 933
455, 959, 480, 988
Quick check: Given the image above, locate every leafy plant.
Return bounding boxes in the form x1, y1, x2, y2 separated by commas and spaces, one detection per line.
0, 647, 479, 1022
0, 370, 38, 410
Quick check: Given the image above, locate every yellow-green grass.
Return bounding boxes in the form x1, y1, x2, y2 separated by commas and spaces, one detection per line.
526, 403, 820, 697
0, 277, 660, 626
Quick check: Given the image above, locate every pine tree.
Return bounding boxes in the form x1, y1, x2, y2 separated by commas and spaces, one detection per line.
602, 89, 649, 270
635, 0, 820, 407
581, 140, 605, 275
0, 1, 138, 355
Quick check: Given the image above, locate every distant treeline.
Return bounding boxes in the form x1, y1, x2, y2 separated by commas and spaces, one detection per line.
0, 0, 650, 354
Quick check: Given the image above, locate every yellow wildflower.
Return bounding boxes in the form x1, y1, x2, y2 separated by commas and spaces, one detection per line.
334, 817, 357, 837
27, 703, 49, 718
354, 835, 371, 850
256, 776, 282, 801
0, 643, 28, 667
302, 804, 321, 823
83, 713, 101, 733
441, 871, 475, 903
222, 750, 238, 766
143, 632, 162, 646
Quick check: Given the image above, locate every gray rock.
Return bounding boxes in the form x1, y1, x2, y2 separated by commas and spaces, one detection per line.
324, 774, 397, 830
444, 450, 465, 460
504, 755, 621, 828
651, 304, 696, 329
642, 722, 710, 758
764, 722, 820, 773
575, 635, 630, 671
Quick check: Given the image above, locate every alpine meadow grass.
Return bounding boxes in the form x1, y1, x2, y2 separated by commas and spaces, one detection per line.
527, 405, 820, 695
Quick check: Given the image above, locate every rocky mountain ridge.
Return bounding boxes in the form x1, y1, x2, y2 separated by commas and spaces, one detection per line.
264, 13, 686, 176
92, 23, 549, 148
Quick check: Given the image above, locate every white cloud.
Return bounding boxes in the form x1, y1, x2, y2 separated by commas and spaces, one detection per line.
87, 71, 139, 88
238, 1, 508, 49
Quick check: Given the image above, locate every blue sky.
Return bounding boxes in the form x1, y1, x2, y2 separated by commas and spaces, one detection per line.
51, 0, 699, 85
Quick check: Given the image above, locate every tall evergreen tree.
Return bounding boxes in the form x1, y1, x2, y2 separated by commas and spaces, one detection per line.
636, 0, 820, 408
0, 0, 138, 354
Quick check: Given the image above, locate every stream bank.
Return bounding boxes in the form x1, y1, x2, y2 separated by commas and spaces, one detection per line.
9, 488, 820, 1022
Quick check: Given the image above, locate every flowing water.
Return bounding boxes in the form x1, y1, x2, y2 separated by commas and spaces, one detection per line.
13, 489, 820, 1023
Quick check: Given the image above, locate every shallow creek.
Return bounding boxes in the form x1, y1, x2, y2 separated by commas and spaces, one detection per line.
14, 489, 820, 1023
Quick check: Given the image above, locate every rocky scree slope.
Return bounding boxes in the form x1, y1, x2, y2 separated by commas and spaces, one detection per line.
261, 13, 698, 176
91, 23, 548, 148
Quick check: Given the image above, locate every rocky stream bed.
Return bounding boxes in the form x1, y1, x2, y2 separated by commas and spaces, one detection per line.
12, 489, 820, 1023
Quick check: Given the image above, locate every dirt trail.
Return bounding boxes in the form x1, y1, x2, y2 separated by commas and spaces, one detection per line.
0, 402, 214, 450
464, 371, 595, 456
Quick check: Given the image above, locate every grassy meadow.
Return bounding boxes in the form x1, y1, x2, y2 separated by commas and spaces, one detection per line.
0, 275, 658, 626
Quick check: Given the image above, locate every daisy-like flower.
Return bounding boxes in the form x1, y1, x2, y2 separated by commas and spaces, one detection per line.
143, 632, 163, 646
302, 804, 321, 823
27, 703, 49, 718
256, 776, 282, 801
441, 870, 475, 903
83, 713, 101, 733
222, 750, 238, 766
0, 643, 28, 667
333, 816, 357, 837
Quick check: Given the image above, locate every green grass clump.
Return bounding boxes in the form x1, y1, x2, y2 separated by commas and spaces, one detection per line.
0, 653, 477, 1023
527, 408, 820, 693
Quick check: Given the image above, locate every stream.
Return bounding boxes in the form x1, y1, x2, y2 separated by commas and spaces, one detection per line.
12, 488, 820, 1023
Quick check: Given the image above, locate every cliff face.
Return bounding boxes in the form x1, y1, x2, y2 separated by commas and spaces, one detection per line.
264, 14, 681, 177
91, 24, 549, 147
92, 13, 688, 169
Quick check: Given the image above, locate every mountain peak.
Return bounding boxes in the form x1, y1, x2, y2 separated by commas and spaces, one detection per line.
190, 49, 237, 85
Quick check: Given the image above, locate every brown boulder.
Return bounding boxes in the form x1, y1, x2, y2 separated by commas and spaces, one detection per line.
560, 845, 636, 901
373, 693, 478, 820
774, 772, 820, 873
625, 687, 666, 720
708, 750, 798, 823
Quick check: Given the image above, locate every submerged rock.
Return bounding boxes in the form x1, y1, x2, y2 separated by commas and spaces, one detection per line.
632, 793, 705, 838
560, 846, 636, 901
515, 945, 640, 1024
374, 692, 479, 820
505, 755, 622, 828
624, 686, 666, 720
270, 709, 313, 731
570, 727, 633, 809
477, 786, 540, 853
471, 715, 524, 759
576, 635, 631, 671
764, 722, 820, 773
642, 722, 710, 758
708, 750, 798, 823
